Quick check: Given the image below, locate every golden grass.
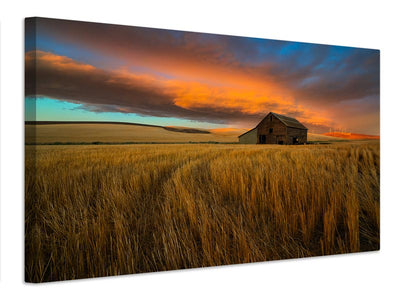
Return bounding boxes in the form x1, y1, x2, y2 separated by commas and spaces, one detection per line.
25, 141, 380, 282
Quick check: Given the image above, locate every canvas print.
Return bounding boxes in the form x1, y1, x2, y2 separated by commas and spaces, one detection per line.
25, 17, 380, 283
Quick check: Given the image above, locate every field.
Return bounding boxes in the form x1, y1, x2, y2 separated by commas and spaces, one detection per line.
25, 141, 380, 282
25, 123, 343, 144
25, 123, 243, 144
324, 132, 380, 140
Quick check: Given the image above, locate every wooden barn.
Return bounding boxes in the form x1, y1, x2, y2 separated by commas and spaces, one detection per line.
238, 112, 308, 145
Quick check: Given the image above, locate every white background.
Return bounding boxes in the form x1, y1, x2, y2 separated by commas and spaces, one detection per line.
1, 0, 399, 299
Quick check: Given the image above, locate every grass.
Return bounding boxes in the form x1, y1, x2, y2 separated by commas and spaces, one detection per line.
25, 141, 380, 282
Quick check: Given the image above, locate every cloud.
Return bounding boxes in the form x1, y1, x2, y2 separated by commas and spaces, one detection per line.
26, 51, 334, 131
27, 18, 380, 133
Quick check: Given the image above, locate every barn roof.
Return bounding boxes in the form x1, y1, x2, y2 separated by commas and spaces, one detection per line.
238, 127, 256, 138
238, 112, 308, 138
267, 112, 308, 130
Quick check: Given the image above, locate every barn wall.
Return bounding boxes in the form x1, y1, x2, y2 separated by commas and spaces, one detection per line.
287, 127, 307, 144
238, 128, 257, 144
257, 114, 287, 144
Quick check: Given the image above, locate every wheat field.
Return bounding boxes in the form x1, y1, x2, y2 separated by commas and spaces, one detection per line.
25, 141, 380, 282
25, 123, 242, 144
25, 123, 342, 144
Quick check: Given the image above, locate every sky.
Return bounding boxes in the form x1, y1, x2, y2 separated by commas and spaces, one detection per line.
25, 18, 380, 134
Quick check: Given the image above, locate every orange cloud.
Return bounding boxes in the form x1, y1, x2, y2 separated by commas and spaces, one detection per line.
30, 18, 379, 134
26, 50, 95, 72
26, 50, 334, 131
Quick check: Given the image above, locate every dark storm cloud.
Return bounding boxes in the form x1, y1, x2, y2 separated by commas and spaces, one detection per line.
25, 51, 264, 125
28, 18, 380, 133
34, 18, 380, 109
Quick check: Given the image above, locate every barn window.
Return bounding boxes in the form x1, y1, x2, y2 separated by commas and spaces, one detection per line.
270, 116, 272, 121
269, 128, 273, 133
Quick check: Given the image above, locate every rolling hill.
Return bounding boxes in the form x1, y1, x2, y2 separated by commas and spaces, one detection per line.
322, 132, 380, 140
25, 121, 244, 144
26, 121, 373, 144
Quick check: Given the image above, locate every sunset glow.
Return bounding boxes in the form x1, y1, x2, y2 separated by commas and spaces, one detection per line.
25, 18, 380, 134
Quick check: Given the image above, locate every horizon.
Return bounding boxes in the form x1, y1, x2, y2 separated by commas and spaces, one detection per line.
25, 18, 380, 135
25, 119, 381, 137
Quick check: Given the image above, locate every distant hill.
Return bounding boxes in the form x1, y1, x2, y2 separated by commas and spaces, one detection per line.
164, 126, 210, 134
322, 132, 380, 140
25, 121, 239, 144
209, 128, 248, 137
25, 120, 164, 128
307, 133, 343, 142
26, 121, 212, 134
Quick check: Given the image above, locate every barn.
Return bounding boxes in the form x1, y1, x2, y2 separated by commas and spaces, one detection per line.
238, 112, 308, 145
